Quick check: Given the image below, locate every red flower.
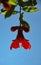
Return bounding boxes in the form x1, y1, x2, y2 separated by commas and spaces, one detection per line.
1, 0, 12, 10
3, 3, 11, 10
10, 26, 31, 50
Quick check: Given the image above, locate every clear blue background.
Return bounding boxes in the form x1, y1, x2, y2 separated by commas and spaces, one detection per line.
0, 0, 41, 65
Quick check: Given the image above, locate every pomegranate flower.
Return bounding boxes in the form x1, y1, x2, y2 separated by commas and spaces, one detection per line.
1, 0, 12, 10
10, 26, 31, 50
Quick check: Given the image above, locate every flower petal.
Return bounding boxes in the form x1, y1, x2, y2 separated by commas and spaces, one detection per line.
22, 39, 31, 50
3, 3, 12, 10
10, 39, 20, 50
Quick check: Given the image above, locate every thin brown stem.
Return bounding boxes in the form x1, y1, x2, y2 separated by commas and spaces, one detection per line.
20, 6, 21, 26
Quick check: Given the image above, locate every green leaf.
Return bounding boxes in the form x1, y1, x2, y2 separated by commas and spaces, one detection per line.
19, 12, 30, 29
23, 6, 39, 12
0, 10, 18, 16
8, 0, 17, 5
18, 0, 27, 7
5, 6, 15, 18
12, 11, 19, 14
21, 19, 30, 30
18, 0, 37, 7
27, 0, 37, 6
0, 9, 18, 16
0, 11, 7, 14
0, 9, 7, 14
1, 8, 6, 12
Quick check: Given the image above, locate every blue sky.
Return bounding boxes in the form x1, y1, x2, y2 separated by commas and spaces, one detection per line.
0, 0, 41, 65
